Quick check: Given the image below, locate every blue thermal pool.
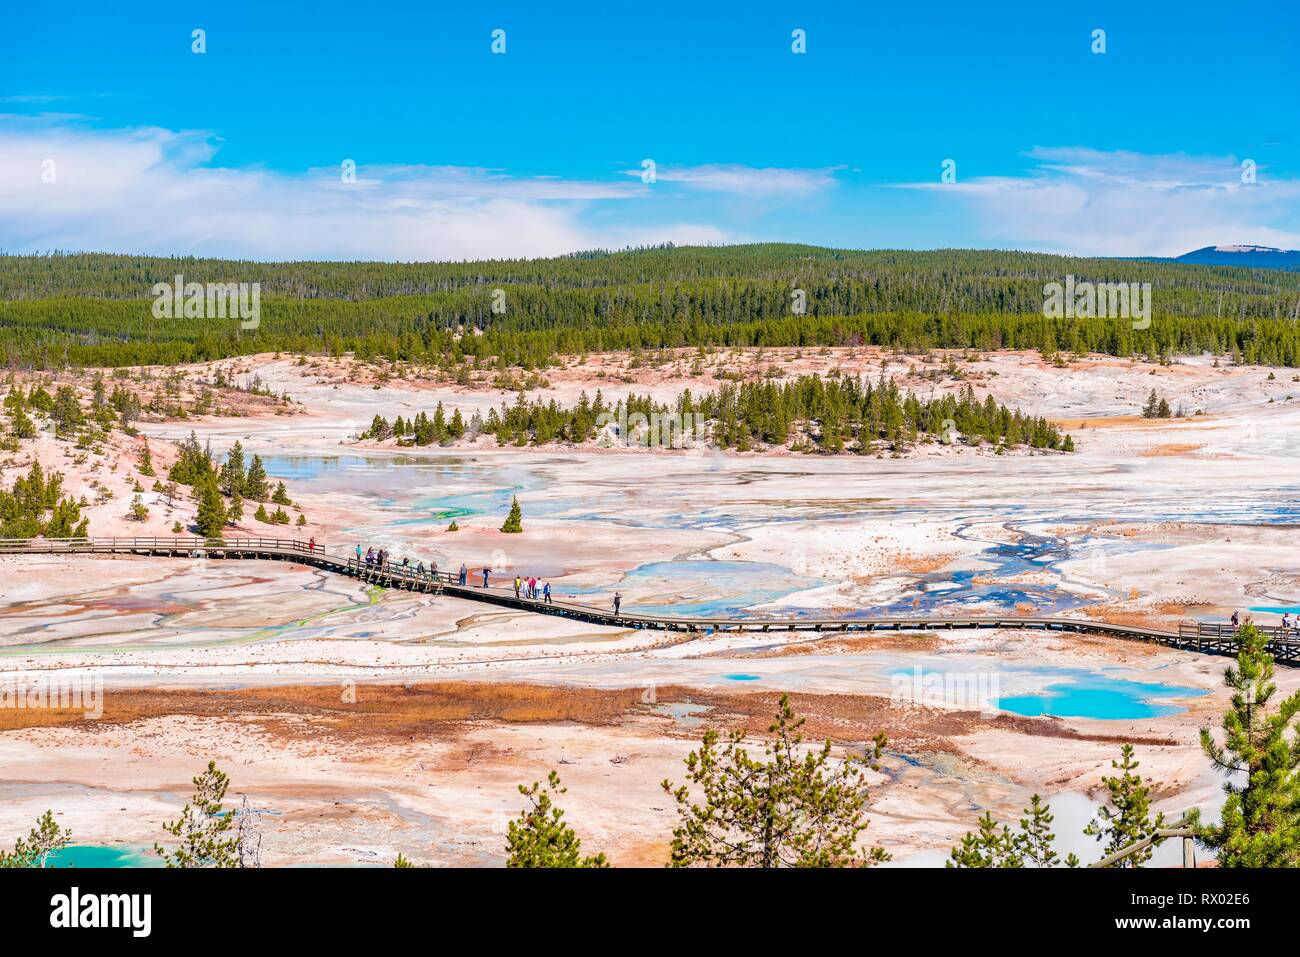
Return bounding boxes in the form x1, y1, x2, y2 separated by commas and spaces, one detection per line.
995, 674, 1208, 719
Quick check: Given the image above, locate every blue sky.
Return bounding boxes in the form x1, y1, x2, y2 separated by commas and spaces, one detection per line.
2, 0, 1298, 260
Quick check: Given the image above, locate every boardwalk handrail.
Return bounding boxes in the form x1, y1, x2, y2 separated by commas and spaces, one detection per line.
1087, 815, 1197, 869
2, 537, 1297, 664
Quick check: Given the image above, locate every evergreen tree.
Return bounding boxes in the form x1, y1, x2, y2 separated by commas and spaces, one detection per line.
155, 761, 241, 868
0, 461, 89, 538
0, 811, 71, 868
500, 495, 523, 533
218, 441, 246, 496
271, 481, 292, 506
947, 812, 1023, 868
138, 440, 155, 476
662, 694, 889, 867
1193, 622, 1300, 866
1085, 744, 1165, 866
169, 431, 213, 486
50, 385, 83, 437
244, 455, 269, 501
8, 407, 35, 439
227, 490, 244, 524
946, 795, 1078, 868
194, 476, 227, 539
1018, 794, 1077, 867
505, 771, 608, 868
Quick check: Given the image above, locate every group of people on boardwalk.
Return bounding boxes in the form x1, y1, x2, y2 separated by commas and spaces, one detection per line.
356, 543, 469, 583
350, 543, 635, 614
513, 575, 553, 604
1230, 609, 1299, 635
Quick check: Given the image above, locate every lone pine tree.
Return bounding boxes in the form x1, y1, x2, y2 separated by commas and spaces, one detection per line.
1085, 743, 1165, 867
504, 771, 608, 868
1193, 622, 1300, 866
194, 476, 227, 539
155, 761, 240, 868
662, 694, 889, 867
500, 495, 523, 533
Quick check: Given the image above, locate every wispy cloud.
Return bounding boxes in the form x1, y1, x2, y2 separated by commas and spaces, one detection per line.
0, 94, 68, 105
0, 119, 729, 260
624, 163, 842, 198
897, 147, 1300, 256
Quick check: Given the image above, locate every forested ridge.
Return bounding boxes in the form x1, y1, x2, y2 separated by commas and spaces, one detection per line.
4, 244, 1300, 369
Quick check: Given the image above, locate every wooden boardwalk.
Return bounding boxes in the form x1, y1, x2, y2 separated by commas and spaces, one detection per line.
2, 536, 1297, 664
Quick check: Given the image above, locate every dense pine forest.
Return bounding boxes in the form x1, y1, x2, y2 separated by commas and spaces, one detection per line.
4, 244, 1300, 368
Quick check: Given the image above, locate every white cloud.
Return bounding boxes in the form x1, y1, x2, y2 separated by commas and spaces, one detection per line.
898, 147, 1300, 256
0, 119, 730, 260
625, 163, 841, 198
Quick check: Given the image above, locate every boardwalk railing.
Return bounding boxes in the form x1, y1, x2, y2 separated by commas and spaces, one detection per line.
1176, 620, 1300, 663
1087, 815, 1197, 869
0, 537, 1295, 663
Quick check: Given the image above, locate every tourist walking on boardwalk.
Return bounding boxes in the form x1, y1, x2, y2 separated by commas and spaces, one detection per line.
459, 563, 468, 585
308, 537, 316, 554
529, 576, 537, 599
514, 575, 522, 598
1231, 609, 1240, 630
416, 560, 425, 576
481, 567, 490, 587
543, 581, 552, 604
365, 547, 374, 566
613, 591, 622, 615
355, 544, 362, 563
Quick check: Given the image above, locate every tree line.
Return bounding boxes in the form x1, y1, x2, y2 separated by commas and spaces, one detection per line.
4, 245, 1300, 369
363, 377, 1072, 453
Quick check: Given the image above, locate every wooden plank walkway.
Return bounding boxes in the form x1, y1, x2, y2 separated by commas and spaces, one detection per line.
1, 536, 1296, 664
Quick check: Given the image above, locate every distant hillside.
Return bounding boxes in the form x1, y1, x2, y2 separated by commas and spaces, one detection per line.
4, 244, 1300, 303
1175, 245, 1300, 270
4, 244, 1300, 369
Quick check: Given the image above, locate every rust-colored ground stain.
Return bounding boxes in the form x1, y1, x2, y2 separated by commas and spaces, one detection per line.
0, 681, 1177, 753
